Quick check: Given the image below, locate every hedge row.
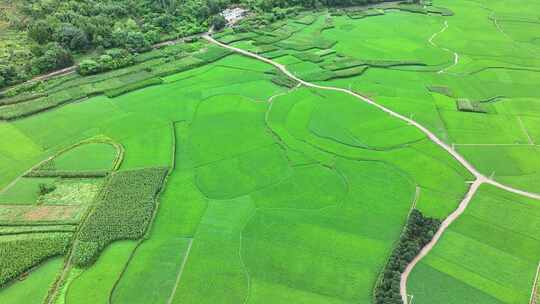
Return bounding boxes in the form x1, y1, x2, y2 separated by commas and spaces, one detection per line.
322, 57, 424, 71
0, 92, 48, 106
152, 56, 206, 77
0, 70, 159, 120
427, 85, 454, 97
45, 63, 159, 94
374, 210, 441, 304
293, 14, 317, 25
0, 233, 72, 287
71, 167, 168, 267
395, 3, 454, 16
218, 32, 259, 44
301, 66, 367, 82
193, 45, 233, 62
0, 89, 87, 120
262, 49, 290, 59
25, 170, 110, 178
105, 77, 163, 98
347, 8, 385, 19
276, 37, 337, 51
332, 66, 368, 79
292, 51, 325, 63
0, 225, 77, 236
271, 73, 299, 88
456, 99, 487, 113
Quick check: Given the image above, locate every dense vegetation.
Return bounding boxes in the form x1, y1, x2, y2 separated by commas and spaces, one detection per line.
72, 168, 168, 266
0, 0, 401, 90
374, 210, 441, 304
0, 233, 71, 287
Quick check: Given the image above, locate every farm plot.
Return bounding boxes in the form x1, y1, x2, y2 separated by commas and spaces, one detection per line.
0, 204, 85, 224
66, 241, 138, 304
37, 142, 119, 172
72, 167, 167, 266
241, 159, 415, 303
408, 185, 540, 304
1, 2, 539, 301
0, 177, 56, 205
0, 257, 63, 303
0, 233, 71, 287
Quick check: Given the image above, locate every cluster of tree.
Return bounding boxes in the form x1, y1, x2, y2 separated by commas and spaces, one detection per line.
0, 42, 73, 89
78, 49, 134, 75
0, 0, 227, 89
374, 209, 441, 304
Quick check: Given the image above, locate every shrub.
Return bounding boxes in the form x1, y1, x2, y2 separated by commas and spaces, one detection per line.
210, 15, 227, 31
71, 168, 168, 267
77, 49, 134, 76
38, 183, 56, 196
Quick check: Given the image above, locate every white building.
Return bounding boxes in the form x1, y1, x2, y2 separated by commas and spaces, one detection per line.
221, 7, 248, 25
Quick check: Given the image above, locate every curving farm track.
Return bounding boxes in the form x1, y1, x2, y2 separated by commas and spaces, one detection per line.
203, 34, 540, 304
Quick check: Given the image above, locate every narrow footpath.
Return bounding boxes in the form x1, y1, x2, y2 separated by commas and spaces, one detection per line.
203, 34, 540, 304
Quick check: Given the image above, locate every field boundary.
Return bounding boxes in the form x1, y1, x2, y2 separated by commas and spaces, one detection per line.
167, 238, 194, 304
202, 34, 540, 304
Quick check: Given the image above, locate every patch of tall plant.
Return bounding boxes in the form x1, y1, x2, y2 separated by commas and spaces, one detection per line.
72, 167, 168, 267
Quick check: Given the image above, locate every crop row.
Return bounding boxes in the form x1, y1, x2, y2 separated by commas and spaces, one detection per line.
0, 232, 72, 287
71, 167, 168, 267
105, 78, 163, 98
0, 41, 229, 120
0, 92, 47, 106
0, 88, 87, 120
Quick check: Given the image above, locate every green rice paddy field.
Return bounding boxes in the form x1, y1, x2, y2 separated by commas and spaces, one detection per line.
0, 0, 539, 303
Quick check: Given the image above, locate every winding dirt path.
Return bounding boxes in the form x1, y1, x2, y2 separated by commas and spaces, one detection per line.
428, 21, 459, 74
203, 34, 540, 303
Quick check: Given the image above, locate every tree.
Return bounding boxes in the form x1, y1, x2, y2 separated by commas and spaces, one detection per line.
125, 31, 150, 52
28, 20, 54, 44
55, 24, 89, 51
210, 14, 227, 30
31, 43, 73, 74
78, 59, 100, 75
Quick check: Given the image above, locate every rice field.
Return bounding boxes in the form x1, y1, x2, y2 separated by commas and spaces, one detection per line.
0, 0, 539, 302
408, 185, 540, 304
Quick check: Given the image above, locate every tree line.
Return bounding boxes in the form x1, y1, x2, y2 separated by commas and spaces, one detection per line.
374, 209, 441, 304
